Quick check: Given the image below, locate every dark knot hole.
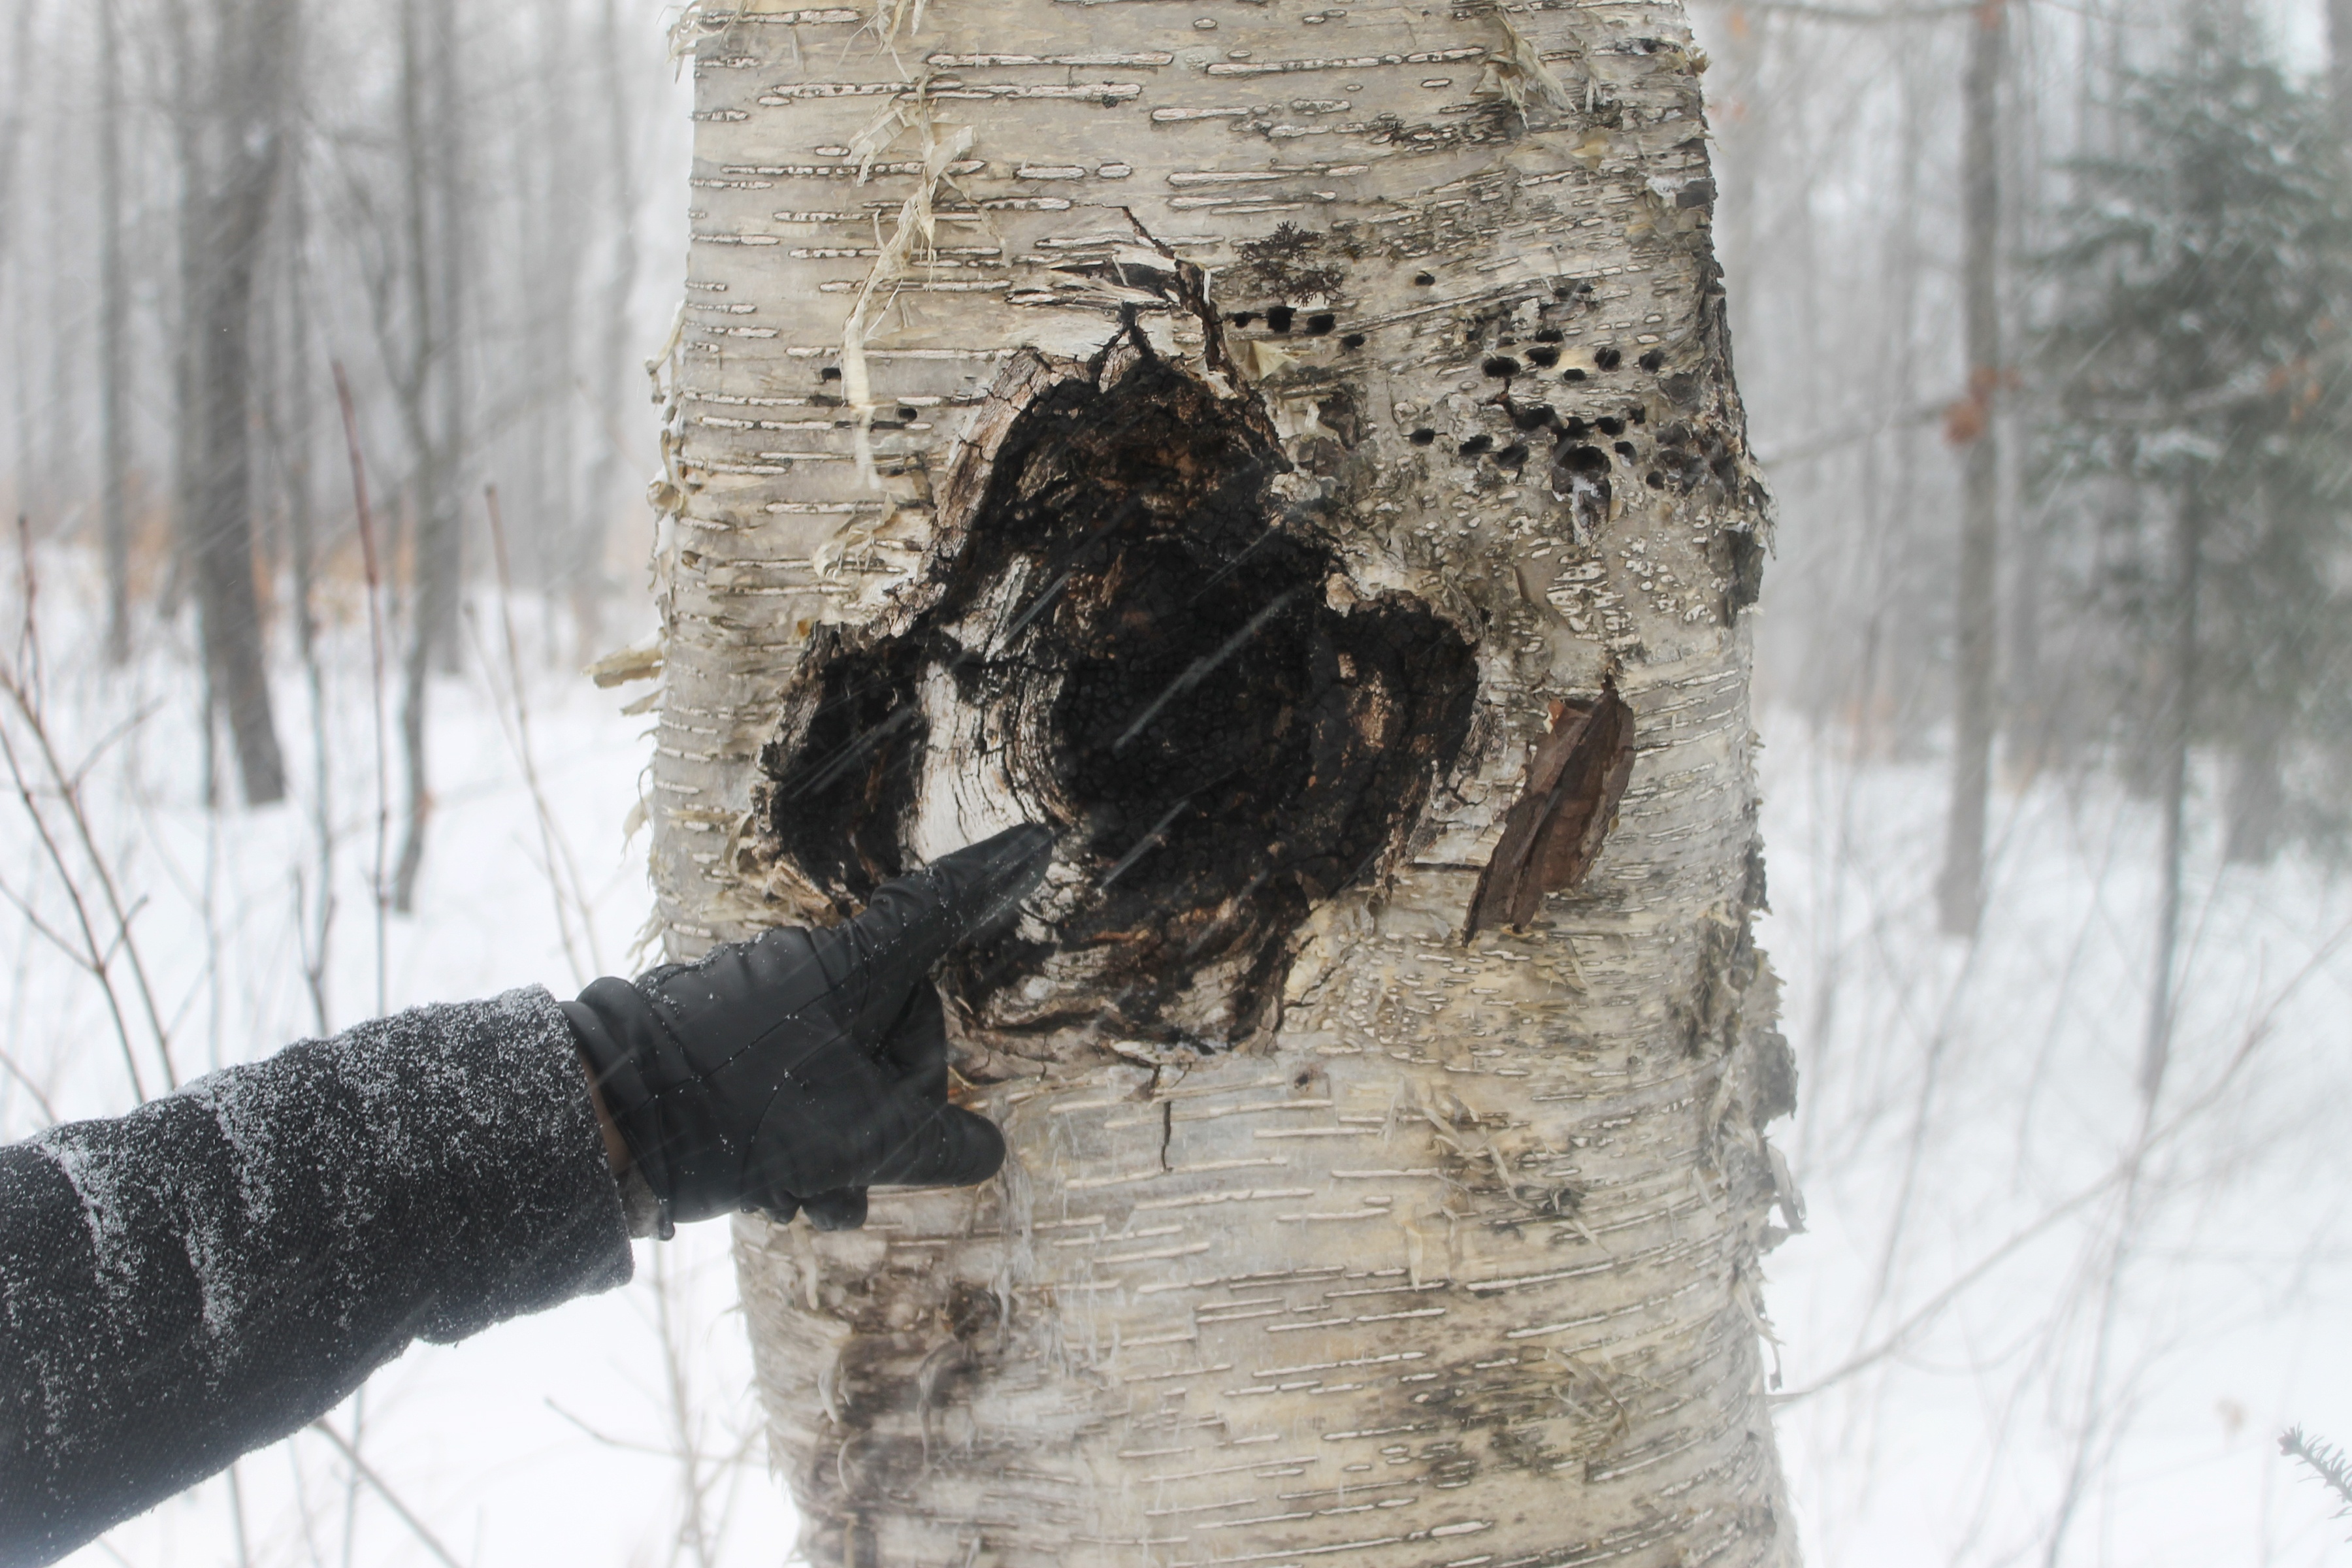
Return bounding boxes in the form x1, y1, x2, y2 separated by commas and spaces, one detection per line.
760, 350, 1475, 1045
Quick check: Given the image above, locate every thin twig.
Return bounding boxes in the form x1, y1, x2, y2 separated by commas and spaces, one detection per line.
653, 1243, 720, 1568
546, 1397, 766, 1469
287, 1438, 331, 1568
481, 484, 603, 981
333, 361, 392, 1019
2041, 1087, 2159, 1568
340, 1387, 363, 1568
0, 1036, 57, 1126
545, 1399, 684, 1458
1778, 915, 2352, 1403
227, 1462, 255, 1568
0, 542, 176, 1092
0, 695, 147, 1101
308, 1418, 466, 1568
0, 676, 176, 1089
0, 868, 110, 973
295, 542, 336, 1037
65, 698, 166, 794
12, 515, 39, 708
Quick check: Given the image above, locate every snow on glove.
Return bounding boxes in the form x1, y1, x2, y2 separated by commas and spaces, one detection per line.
563, 825, 1053, 1234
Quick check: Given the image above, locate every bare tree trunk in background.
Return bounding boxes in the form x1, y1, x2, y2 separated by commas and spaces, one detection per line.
525, 0, 582, 657
391, 0, 466, 911
2221, 711, 2283, 864
99, 0, 133, 666
578, 0, 640, 661
1999, 3, 2044, 776
179, 0, 292, 807
2142, 491, 2202, 1104
279, 127, 338, 1033
282, 150, 319, 675
1710, 7, 1763, 316
1868, 24, 1930, 755
163, 0, 197, 640
0, 7, 28, 306
40, 61, 73, 521
1, 5, 37, 518
425, 0, 465, 685
1937, 0, 2005, 936
512, 4, 555, 635
2214, 0, 2296, 867
655, 6, 1799, 1566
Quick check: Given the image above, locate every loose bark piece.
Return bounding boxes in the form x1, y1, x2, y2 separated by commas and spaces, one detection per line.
1465, 676, 1637, 936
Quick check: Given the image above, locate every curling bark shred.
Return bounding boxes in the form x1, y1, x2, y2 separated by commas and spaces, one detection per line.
649, 3, 1801, 1563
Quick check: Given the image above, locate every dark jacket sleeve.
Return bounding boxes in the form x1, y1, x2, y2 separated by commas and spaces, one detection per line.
0, 985, 634, 1566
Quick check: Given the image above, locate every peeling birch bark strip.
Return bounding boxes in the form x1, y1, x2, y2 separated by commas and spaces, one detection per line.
649, 0, 1799, 1563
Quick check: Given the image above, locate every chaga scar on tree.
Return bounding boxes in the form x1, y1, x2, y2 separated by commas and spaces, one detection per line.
759, 328, 1477, 1051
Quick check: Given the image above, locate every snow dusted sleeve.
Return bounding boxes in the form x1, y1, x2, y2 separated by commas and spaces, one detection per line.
0, 985, 633, 1565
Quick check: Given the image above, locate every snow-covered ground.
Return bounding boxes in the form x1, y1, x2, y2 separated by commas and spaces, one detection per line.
4, 547, 2348, 1564
1763, 720, 2352, 1566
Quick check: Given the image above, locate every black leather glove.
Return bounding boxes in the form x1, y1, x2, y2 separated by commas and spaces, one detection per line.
563, 825, 1053, 1234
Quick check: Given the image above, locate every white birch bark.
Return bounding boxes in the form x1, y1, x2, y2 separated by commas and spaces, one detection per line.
647, 3, 1801, 1563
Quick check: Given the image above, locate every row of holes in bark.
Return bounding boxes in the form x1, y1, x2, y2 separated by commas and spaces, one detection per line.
1413, 405, 1647, 451
1487, 342, 1666, 376
1209, 316, 1657, 376
1409, 406, 1733, 501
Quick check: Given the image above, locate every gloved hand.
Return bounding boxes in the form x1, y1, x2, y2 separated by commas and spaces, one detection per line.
563, 825, 1053, 1234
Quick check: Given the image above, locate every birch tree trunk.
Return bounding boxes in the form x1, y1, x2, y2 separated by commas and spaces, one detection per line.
651, 4, 1799, 1563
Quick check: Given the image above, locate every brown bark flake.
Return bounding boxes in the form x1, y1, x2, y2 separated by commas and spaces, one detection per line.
1465, 676, 1635, 937
758, 340, 1478, 1047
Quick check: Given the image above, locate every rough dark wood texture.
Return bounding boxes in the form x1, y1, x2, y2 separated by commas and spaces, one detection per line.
760, 335, 1478, 1048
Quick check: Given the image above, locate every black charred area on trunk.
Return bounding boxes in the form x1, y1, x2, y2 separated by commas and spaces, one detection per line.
759, 337, 1478, 1048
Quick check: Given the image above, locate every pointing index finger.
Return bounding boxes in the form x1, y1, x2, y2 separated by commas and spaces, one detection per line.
840, 825, 1055, 1029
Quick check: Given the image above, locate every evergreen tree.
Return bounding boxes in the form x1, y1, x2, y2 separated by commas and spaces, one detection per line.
2036, 19, 2352, 866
